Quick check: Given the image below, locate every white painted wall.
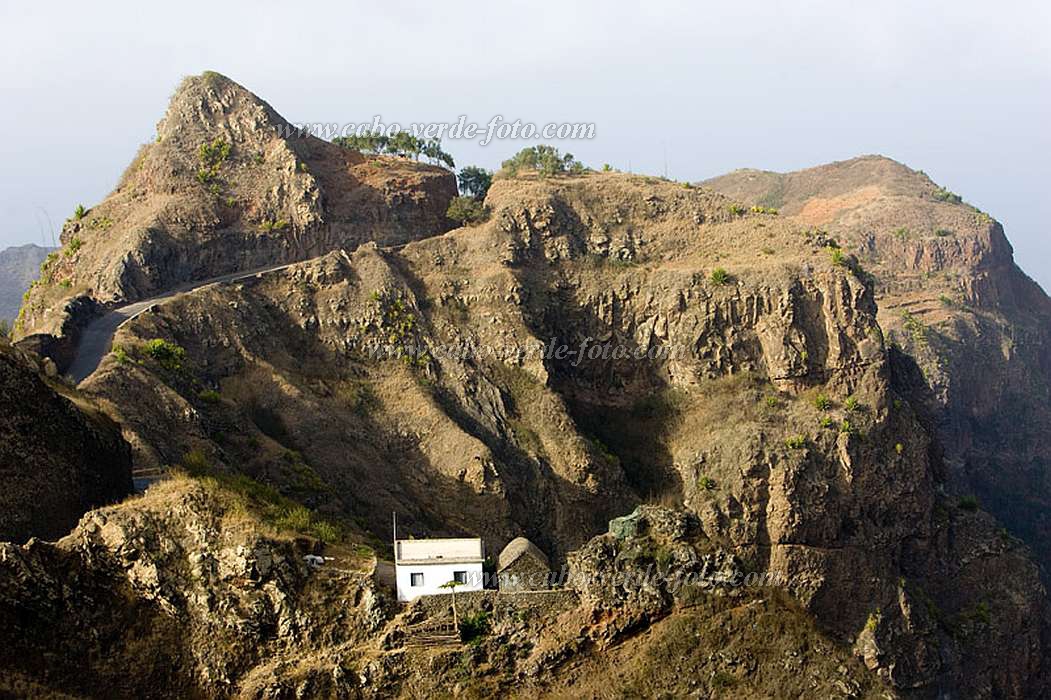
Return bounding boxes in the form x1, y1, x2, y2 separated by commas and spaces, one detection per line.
395, 561, 485, 602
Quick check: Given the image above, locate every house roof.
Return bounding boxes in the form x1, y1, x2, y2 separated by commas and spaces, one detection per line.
395, 537, 484, 564
497, 537, 549, 572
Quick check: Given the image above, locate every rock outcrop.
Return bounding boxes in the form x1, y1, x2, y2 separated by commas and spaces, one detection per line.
15, 72, 456, 339
73, 169, 1050, 695
0, 337, 132, 543
0, 484, 884, 699
4, 74, 1049, 696
706, 156, 1051, 579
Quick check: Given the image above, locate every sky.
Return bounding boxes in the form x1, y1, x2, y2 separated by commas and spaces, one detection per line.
1, 0, 1049, 288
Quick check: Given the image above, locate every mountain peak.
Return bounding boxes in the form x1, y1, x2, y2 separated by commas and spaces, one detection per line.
157, 71, 287, 143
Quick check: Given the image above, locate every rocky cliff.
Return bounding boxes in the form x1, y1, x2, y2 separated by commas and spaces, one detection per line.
0, 337, 132, 543
2, 77, 1050, 697
14, 72, 456, 339
706, 156, 1051, 579
74, 168, 1050, 695
0, 481, 886, 698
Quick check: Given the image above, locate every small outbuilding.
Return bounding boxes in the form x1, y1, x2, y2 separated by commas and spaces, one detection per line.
497, 537, 550, 592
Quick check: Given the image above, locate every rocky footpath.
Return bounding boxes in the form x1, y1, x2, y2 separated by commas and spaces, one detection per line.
0, 336, 131, 543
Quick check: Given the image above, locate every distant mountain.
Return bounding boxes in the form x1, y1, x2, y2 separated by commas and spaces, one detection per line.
0, 243, 53, 324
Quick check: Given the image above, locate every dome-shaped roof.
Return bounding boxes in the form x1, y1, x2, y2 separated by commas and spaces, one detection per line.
497, 536, 549, 571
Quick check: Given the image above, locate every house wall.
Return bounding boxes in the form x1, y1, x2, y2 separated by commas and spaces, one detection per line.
396, 562, 485, 602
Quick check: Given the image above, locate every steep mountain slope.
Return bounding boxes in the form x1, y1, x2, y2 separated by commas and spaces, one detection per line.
3, 75, 1049, 697
76, 168, 1050, 695
0, 336, 132, 542
0, 243, 54, 323
706, 156, 1051, 577
0, 483, 884, 699
14, 71, 456, 341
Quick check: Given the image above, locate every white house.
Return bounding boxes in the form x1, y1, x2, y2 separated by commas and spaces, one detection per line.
394, 537, 485, 602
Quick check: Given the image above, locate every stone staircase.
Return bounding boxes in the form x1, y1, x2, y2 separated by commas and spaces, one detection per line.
404, 618, 460, 648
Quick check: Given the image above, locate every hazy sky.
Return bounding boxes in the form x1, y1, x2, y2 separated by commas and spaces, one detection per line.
2, 1, 1049, 288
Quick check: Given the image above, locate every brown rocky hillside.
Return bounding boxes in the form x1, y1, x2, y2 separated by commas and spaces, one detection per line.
14, 71, 456, 340
0, 336, 132, 542
2, 77, 1050, 698
76, 166, 1050, 694
706, 156, 1051, 578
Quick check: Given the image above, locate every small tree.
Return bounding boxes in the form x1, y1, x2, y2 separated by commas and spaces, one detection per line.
458, 166, 493, 200
421, 138, 455, 168
440, 579, 462, 627
500, 145, 585, 177
447, 196, 488, 226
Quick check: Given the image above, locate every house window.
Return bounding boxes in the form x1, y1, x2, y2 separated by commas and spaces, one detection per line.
410, 572, 424, 587
454, 570, 468, 584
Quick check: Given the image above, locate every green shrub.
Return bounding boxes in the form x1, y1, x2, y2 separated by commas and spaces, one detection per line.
699, 476, 717, 491
935, 228, 954, 237
142, 338, 187, 371
813, 393, 832, 411
785, 434, 807, 449
457, 166, 493, 200
900, 310, 927, 344
844, 396, 860, 412
932, 187, 962, 204
0, 319, 11, 338
504, 145, 586, 177
64, 237, 83, 258
895, 443, 904, 455
827, 246, 847, 266
958, 495, 980, 512
893, 226, 909, 241
840, 420, 857, 435
865, 609, 881, 633
73, 204, 87, 220
447, 195, 489, 226
711, 671, 737, 690
111, 344, 130, 365
750, 205, 778, 215
819, 417, 835, 429
198, 388, 221, 403
459, 611, 491, 644
709, 268, 731, 286
259, 218, 289, 233
197, 137, 231, 184
727, 204, 747, 216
